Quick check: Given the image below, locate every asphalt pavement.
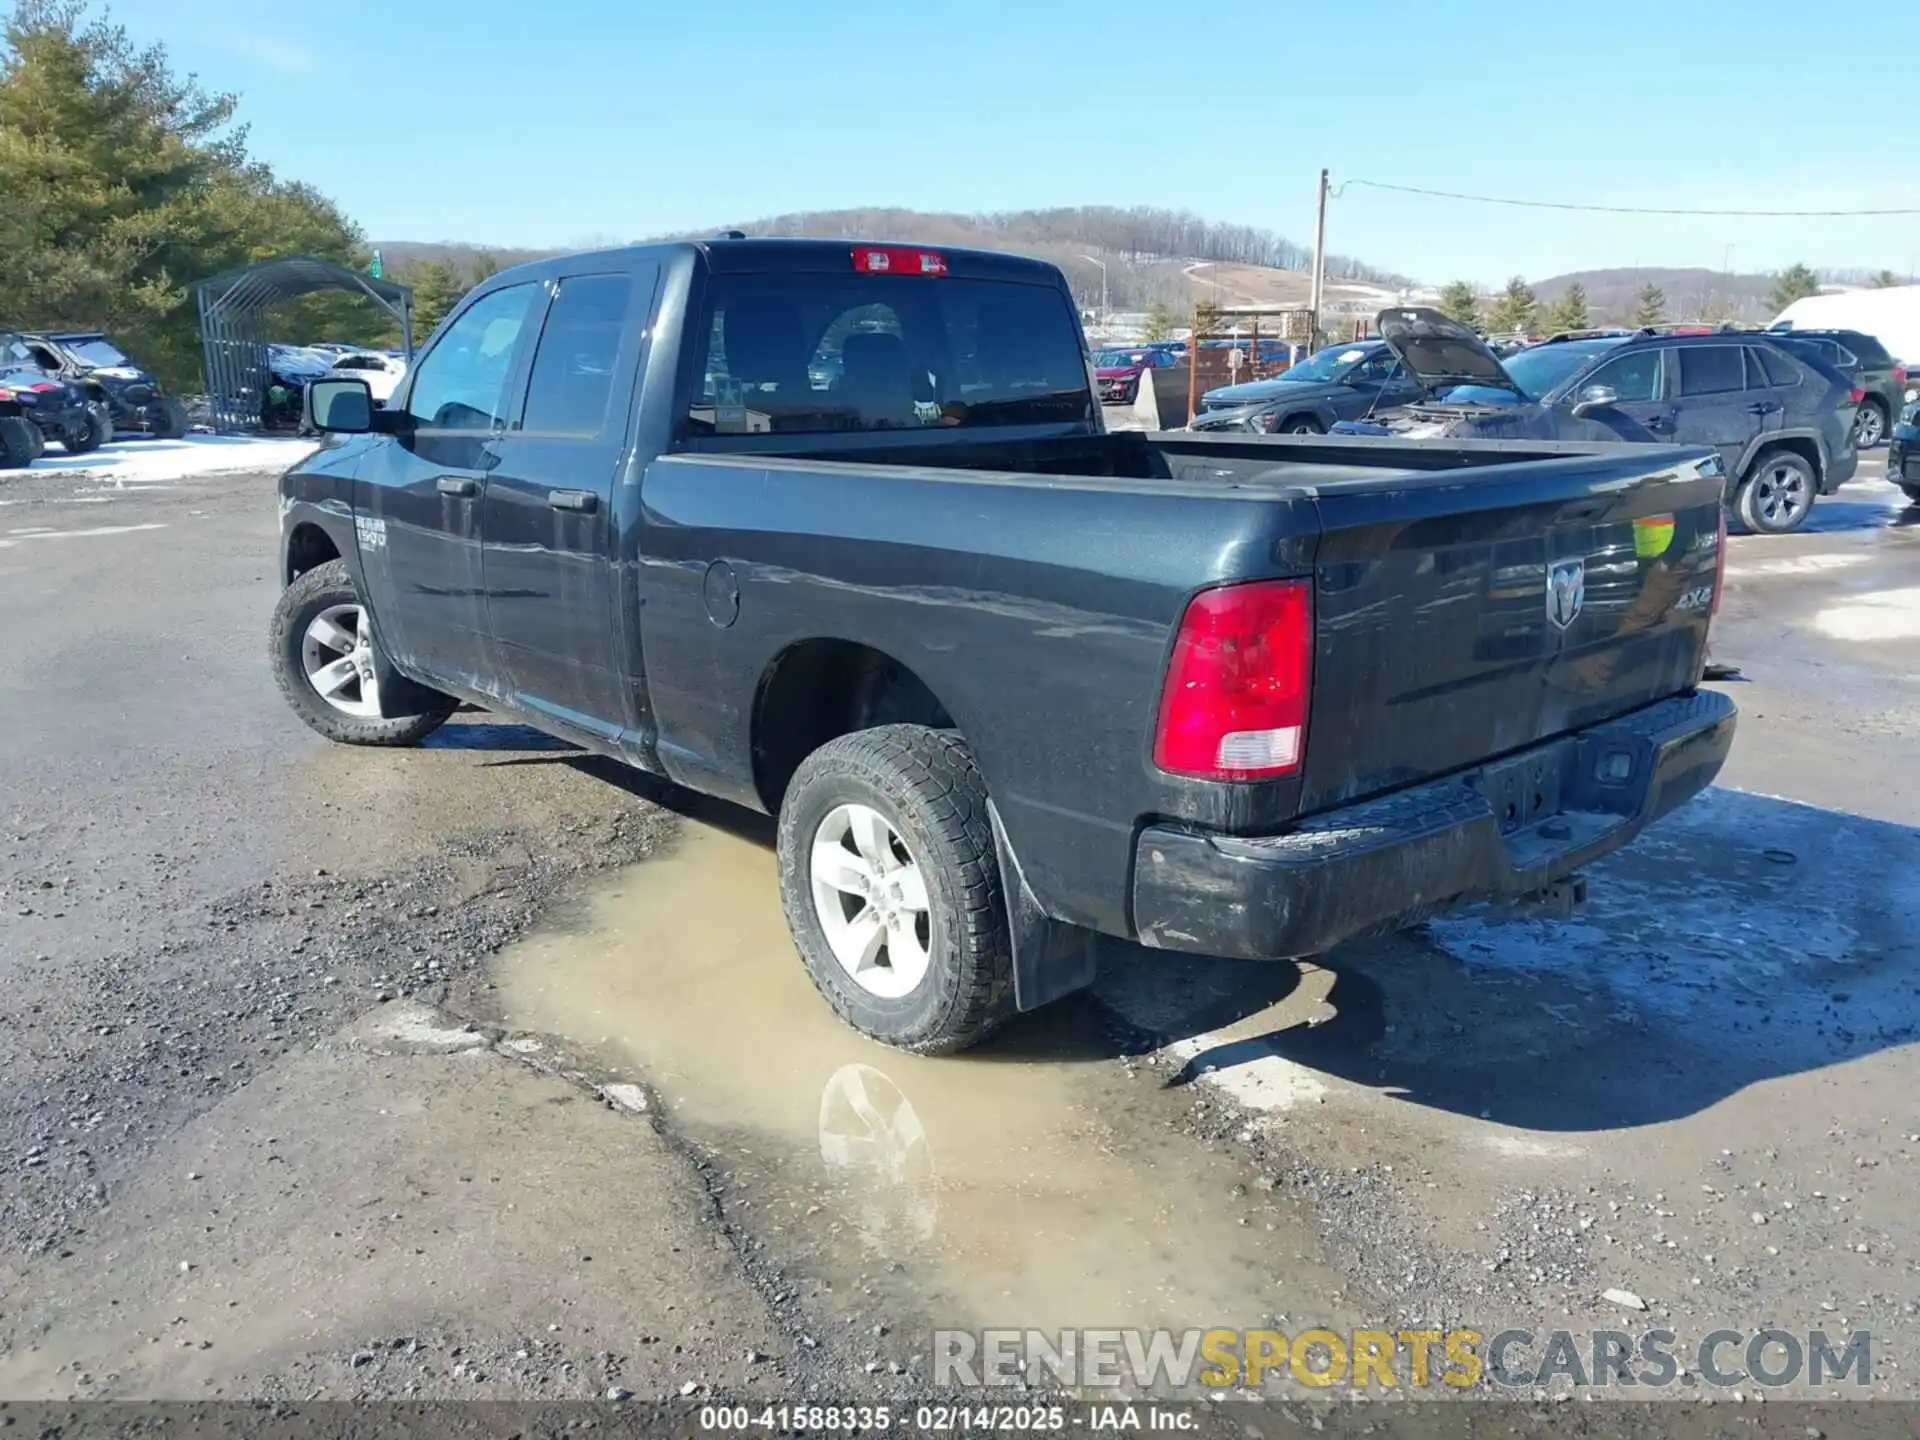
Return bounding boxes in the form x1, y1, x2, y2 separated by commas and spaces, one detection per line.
0, 447, 1914, 1403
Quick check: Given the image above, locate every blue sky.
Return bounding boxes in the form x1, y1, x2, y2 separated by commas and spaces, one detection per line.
111, 0, 1920, 284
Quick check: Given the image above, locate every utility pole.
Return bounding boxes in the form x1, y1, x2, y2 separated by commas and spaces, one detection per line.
1308, 168, 1329, 342
1077, 255, 1108, 334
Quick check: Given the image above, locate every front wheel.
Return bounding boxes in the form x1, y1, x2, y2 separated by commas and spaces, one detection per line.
1282, 416, 1323, 435
777, 725, 1015, 1054
268, 560, 455, 746
62, 405, 110, 454
1901, 483, 1920, 505
1734, 451, 1816, 534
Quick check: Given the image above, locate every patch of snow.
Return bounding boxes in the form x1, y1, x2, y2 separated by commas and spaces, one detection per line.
1810, 587, 1920, 642
16, 435, 320, 487
1426, 786, 1917, 1030
1164, 1035, 1328, 1112
1733, 552, 1869, 579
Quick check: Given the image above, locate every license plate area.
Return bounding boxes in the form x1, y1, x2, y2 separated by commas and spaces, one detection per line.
1467, 743, 1569, 836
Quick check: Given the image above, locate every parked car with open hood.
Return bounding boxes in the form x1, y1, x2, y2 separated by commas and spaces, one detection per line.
1187, 339, 1420, 434
1336, 308, 1861, 535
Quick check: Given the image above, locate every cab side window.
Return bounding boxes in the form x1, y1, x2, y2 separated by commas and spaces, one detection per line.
520, 274, 634, 437
406, 283, 541, 432
1676, 345, 1746, 397
1582, 349, 1662, 404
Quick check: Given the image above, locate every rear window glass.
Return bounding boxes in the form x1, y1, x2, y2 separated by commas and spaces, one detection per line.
1754, 345, 1802, 387
1676, 346, 1747, 396
1844, 333, 1892, 364
686, 273, 1092, 435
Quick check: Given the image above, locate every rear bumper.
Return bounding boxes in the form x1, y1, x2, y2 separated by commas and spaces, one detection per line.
1130, 690, 1737, 961
1822, 440, 1858, 493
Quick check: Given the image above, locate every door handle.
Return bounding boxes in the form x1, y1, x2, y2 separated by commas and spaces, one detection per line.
1746, 402, 1777, 416
547, 489, 598, 513
436, 476, 476, 497
1645, 414, 1674, 432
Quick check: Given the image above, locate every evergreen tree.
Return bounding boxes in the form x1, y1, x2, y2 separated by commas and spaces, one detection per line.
1631, 282, 1667, 328
1142, 299, 1176, 341
1541, 283, 1591, 334
1766, 263, 1821, 313
0, 1, 368, 389
1870, 269, 1902, 289
402, 259, 466, 341
1437, 280, 1481, 327
1485, 277, 1539, 335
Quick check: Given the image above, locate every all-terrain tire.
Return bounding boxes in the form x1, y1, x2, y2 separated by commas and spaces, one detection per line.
0, 415, 43, 468
268, 560, 456, 746
1901, 483, 1920, 506
61, 404, 110, 454
1734, 448, 1817, 534
150, 396, 189, 440
777, 725, 1015, 1054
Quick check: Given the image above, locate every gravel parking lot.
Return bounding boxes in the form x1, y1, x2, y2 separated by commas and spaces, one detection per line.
0, 449, 1914, 1404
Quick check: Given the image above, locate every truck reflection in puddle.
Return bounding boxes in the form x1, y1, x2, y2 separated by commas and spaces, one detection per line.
493, 823, 1355, 1349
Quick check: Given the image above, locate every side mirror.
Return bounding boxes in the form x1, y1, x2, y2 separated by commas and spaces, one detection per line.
1570, 383, 1619, 420
306, 377, 373, 433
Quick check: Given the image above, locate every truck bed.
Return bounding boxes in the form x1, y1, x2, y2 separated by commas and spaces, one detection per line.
643, 429, 1726, 938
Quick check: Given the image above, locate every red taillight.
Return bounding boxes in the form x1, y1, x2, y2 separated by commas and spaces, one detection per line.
1153, 579, 1312, 781
851, 245, 947, 277
1711, 508, 1727, 619
1849, 386, 1866, 406
1896, 365, 1908, 388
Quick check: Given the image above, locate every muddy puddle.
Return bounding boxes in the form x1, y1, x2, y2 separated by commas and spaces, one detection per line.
494, 823, 1358, 1358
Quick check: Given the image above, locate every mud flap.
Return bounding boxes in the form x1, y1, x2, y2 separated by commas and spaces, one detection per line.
369, 644, 446, 718
988, 801, 1099, 1012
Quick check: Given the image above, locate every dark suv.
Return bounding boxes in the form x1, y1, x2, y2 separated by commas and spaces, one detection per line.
1349, 311, 1861, 534
1763, 327, 1905, 447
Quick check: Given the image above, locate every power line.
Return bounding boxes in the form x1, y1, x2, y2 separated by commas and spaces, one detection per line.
1334, 178, 1920, 218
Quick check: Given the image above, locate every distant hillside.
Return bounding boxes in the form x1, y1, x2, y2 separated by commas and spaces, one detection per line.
375, 206, 1414, 318
1533, 267, 1779, 326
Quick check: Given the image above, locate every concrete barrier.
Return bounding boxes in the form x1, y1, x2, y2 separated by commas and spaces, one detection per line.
1134, 367, 1193, 430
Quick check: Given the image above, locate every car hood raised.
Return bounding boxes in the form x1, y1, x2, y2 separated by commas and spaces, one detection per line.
1375, 306, 1526, 399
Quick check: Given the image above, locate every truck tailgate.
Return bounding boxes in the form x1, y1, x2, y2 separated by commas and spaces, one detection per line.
1299, 449, 1723, 816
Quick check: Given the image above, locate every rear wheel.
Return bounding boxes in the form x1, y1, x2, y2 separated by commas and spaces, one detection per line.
1901, 484, 1920, 505
268, 560, 455, 746
777, 725, 1015, 1054
0, 415, 43, 468
1854, 401, 1887, 448
1734, 450, 1816, 534
149, 396, 188, 440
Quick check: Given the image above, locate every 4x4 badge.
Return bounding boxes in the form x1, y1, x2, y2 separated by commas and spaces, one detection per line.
1547, 558, 1585, 629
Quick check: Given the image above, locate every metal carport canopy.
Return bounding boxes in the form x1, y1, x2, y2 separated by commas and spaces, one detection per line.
191, 255, 414, 432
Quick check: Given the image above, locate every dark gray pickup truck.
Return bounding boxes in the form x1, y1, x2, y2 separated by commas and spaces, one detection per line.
272, 237, 1736, 1053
